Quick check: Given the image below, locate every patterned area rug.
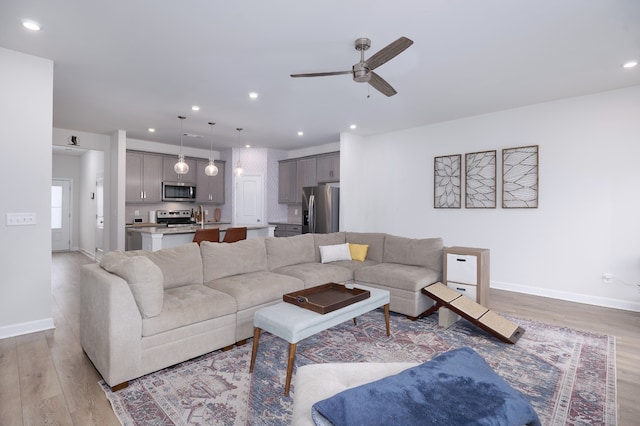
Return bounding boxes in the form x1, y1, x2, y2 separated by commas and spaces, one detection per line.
102, 310, 616, 425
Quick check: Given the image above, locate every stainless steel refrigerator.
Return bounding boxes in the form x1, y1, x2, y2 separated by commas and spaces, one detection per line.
302, 185, 339, 234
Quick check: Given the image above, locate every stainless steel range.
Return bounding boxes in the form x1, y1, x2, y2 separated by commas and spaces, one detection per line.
156, 210, 193, 227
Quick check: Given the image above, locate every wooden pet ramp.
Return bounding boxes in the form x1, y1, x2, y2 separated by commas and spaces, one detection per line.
420, 283, 524, 344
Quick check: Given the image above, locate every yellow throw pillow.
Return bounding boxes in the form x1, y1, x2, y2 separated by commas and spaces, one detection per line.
349, 243, 369, 262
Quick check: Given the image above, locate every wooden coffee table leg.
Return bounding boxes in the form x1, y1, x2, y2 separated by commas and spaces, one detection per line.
285, 342, 297, 396
384, 304, 390, 336
249, 327, 261, 373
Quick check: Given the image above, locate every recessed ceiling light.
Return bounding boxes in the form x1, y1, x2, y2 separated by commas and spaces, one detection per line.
622, 61, 638, 69
297, 131, 304, 136
249, 92, 259, 99
148, 128, 155, 133
191, 105, 200, 111
22, 20, 41, 31
245, 144, 251, 148
350, 124, 357, 130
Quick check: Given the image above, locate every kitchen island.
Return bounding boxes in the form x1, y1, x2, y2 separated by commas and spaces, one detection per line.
128, 224, 275, 251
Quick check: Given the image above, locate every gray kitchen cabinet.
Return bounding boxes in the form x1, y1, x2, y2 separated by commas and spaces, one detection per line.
273, 223, 302, 237
126, 151, 163, 203
195, 159, 225, 204
316, 152, 340, 183
297, 157, 317, 190
278, 160, 298, 204
162, 155, 197, 183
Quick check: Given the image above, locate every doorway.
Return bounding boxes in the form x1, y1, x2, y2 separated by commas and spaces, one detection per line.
52, 179, 72, 251
234, 174, 264, 226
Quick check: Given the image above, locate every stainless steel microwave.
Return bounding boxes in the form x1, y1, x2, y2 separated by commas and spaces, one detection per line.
162, 181, 196, 201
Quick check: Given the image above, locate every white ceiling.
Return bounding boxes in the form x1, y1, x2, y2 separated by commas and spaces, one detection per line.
1, 1, 639, 151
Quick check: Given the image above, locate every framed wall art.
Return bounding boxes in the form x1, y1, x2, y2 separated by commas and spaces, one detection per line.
434, 154, 461, 208
465, 150, 496, 208
502, 145, 539, 208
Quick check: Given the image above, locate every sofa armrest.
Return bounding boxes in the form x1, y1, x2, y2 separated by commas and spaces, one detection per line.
80, 263, 142, 387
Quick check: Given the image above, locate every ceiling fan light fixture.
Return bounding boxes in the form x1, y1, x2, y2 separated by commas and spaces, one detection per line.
174, 116, 189, 175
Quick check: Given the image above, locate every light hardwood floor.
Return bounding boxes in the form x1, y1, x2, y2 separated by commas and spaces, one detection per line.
1, 251, 639, 425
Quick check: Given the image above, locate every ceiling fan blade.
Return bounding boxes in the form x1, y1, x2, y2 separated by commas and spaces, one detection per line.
290, 70, 351, 78
366, 37, 413, 71
369, 72, 397, 97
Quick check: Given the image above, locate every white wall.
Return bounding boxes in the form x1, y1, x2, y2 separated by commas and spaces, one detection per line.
0, 48, 54, 336
342, 85, 640, 311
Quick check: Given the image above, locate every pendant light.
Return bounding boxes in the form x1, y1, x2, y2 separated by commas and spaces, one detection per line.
174, 115, 189, 175
235, 128, 244, 177
204, 121, 219, 176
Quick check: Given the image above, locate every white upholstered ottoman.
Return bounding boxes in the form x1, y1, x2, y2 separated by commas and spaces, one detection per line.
291, 362, 418, 426
250, 285, 390, 396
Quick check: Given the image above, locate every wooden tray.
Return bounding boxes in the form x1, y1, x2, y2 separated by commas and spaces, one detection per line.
283, 283, 370, 314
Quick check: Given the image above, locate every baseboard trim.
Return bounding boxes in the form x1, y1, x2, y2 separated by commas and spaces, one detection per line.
492, 281, 640, 312
0, 317, 55, 339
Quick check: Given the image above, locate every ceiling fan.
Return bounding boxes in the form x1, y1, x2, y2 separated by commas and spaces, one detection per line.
290, 37, 413, 97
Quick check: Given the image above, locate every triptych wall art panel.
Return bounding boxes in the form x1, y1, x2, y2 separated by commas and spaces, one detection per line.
465, 150, 496, 208
434, 154, 461, 208
434, 145, 538, 209
502, 145, 539, 208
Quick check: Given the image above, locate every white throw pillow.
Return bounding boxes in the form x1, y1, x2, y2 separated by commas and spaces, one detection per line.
319, 243, 352, 264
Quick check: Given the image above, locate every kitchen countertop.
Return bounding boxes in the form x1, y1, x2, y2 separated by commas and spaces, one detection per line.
269, 220, 302, 225
129, 223, 272, 235
126, 221, 230, 228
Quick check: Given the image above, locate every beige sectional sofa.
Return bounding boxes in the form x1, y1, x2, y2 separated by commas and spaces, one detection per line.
80, 232, 443, 389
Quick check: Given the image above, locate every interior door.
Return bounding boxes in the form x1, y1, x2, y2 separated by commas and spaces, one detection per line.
51, 179, 71, 251
95, 173, 104, 260
234, 174, 264, 225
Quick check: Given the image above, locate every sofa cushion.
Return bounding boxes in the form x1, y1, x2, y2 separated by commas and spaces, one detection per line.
330, 259, 380, 273
319, 243, 352, 263
273, 263, 354, 288
383, 235, 443, 271
355, 263, 440, 292
206, 271, 304, 311
128, 243, 204, 289
349, 243, 369, 262
141, 284, 236, 337
106, 256, 164, 318
201, 237, 268, 281
266, 233, 315, 270
313, 232, 346, 262
345, 233, 386, 263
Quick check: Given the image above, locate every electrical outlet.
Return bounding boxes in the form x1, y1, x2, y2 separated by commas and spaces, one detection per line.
134, 210, 140, 216
294, 209, 298, 215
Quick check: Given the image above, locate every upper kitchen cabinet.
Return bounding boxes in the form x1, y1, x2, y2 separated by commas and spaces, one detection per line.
316, 152, 340, 183
195, 159, 225, 204
278, 159, 298, 204
297, 157, 317, 190
126, 151, 163, 203
162, 155, 197, 183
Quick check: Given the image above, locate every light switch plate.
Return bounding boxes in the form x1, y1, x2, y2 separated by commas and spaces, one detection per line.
7, 212, 37, 226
